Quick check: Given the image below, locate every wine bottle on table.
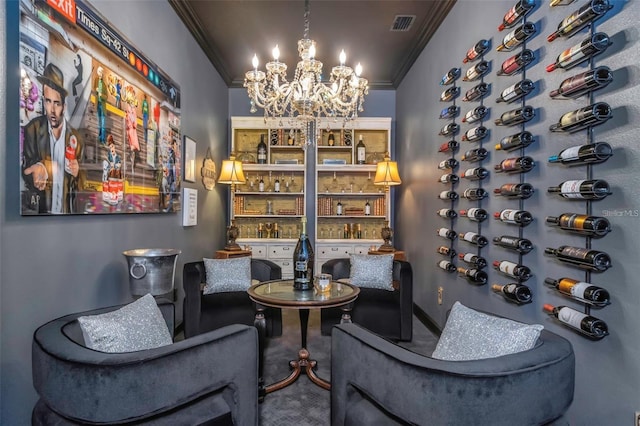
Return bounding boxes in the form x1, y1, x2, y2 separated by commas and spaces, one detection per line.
547, 179, 611, 200
459, 231, 488, 247
461, 126, 488, 142
462, 82, 489, 102
463, 39, 490, 63
546, 33, 611, 72
547, 0, 613, 42
549, 103, 612, 133
437, 246, 457, 258
495, 131, 534, 151
494, 106, 534, 126
463, 61, 490, 82
494, 209, 533, 226
494, 156, 535, 173
437, 228, 457, 240
437, 208, 458, 218
440, 86, 461, 102
544, 277, 610, 304
461, 188, 488, 201
461, 167, 489, 181
293, 216, 314, 290
498, 0, 535, 31
440, 67, 461, 85
257, 134, 267, 164
494, 183, 534, 199
543, 304, 609, 339
496, 22, 537, 52
356, 135, 366, 164
493, 260, 532, 281
493, 235, 534, 254
439, 123, 460, 136
492, 283, 532, 304
462, 106, 488, 124
438, 173, 459, 184
438, 140, 460, 153
460, 208, 488, 222
461, 148, 488, 163
496, 49, 535, 76
458, 252, 488, 269
438, 190, 459, 200
438, 260, 457, 273
496, 79, 534, 103
548, 142, 613, 166
544, 246, 612, 272
545, 213, 611, 237
457, 267, 488, 285
550, 66, 613, 99
439, 106, 460, 120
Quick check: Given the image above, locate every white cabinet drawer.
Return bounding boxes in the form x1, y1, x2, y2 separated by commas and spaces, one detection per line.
271, 259, 294, 278
352, 245, 372, 255
248, 245, 267, 258
317, 245, 351, 259
268, 244, 295, 259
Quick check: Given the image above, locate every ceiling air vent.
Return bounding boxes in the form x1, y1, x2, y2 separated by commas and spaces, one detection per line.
390, 15, 415, 32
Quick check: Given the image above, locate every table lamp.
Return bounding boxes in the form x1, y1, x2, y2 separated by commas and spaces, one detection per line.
218, 155, 246, 250
373, 152, 401, 252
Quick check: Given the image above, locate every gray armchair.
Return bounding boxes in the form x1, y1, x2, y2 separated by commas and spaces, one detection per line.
32, 302, 258, 425
331, 323, 575, 426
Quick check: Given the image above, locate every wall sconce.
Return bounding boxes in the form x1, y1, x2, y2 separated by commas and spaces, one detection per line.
218, 155, 246, 250
374, 152, 401, 252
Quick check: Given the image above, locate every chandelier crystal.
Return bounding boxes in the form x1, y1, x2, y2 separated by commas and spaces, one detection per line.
243, 0, 369, 148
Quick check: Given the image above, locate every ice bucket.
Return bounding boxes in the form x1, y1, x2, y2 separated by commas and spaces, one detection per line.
122, 248, 181, 296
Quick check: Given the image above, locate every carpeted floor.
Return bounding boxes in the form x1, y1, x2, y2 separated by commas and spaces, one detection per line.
258, 309, 440, 426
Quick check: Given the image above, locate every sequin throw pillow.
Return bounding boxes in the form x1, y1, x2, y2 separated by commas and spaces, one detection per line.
203, 256, 252, 294
77, 293, 172, 353
431, 301, 543, 361
349, 254, 394, 291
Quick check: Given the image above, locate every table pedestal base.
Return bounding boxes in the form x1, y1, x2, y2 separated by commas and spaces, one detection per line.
265, 348, 330, 393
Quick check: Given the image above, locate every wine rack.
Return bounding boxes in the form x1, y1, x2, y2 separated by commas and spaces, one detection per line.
543, 0, 615, 339
490, 0, 539, 305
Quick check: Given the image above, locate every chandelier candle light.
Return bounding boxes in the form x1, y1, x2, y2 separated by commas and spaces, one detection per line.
243, 0, 369, 148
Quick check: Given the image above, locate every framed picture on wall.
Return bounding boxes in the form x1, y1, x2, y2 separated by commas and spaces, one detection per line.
183, 136, 196, 183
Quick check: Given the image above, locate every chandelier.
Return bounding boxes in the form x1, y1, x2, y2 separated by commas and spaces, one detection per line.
243, 0, 369, 147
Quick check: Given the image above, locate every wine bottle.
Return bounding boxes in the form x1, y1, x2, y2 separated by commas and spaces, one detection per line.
336, 200, 343, 215
440, 86, 461, 102
495, 131, 534, 151
493, 235, 534, 254
438, 140, 460, 153
550, 66, 613, 99
494, 183, 534, 199
462, 106, 488, 124
548, 179, 611, 200
258, 175, 265, 192
462, 82, 489, 102
461, 126, 488, 142
328, 131, 335, 146
493, 260, 532, 281
257, 134, 267, 164
548, 142, 612, 166
498, 0, 536, 31
459, 231, 488, 247
546, 32, 612, 72
494, 156, 535, 173
438, 158, 459, 170
437, 246, 457, 258
356, 135, 366, 164
438, 190, 459, 200
463, 61, 490, 82
458, 252, 488, 269
461, 167, 489, 181
438, 260, 457, 273
293, 216, 314, 290
457, 267, 488, 285
461, 187, 488, 201
438, 173, 459, 184
439, 105, 460, 120
463, 39, 490, 63
547, 0, 613, 42
437, 208, 458, 218
440, 67, 461, 85
460, 208, 488, 222
437, 227, 457, 240
544, 245, 612, 272
439, 123, 460, 136
496, 49, 535, 76
496, 22, 537, 52
274, 176, 280, 192
494, 209, 533, 226
496, 79, 535, 104
461, 148, 488, 163
543, 304, 609, 338
545, 213, 611, 237
544, 277, 610, 304
494, 106, 534, 126
364, 200, 371, 216
549, 103, 612, 133
492, 283, 532, 304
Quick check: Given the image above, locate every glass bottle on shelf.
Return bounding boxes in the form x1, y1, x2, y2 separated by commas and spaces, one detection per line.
437, 227, 457, 240
462, 106, 488, 124
459, 231, 488, 247
547, 179, 611, 200
437, 208, 458, 218
459, 208, 488, 222
457, 267, 488, 285
496, 79, 534, 103
495, 131, 534, 151
439, 173, 459, 184
549, 103, 612, 133
494, 209, 533, 226
439, 105, 460, 120
544, 277, 610, 305
493, 183, 534, 199
544, 246, 612, 272
463, 39, 490, 63
494, 106, 534, 126
493, 260, 532, 281
458, 253, 488, 269
440, 67, 461, 85
438, 190, 459, 200
356, 135, 366, 164
492, 283, 532, 304
461, 187, 488, 201
548, 142, 613, 166
498, 0, 535, 31
496, 22, 537, 52
440, 86, 461, 102
336, 200, 343, 216
545, 213, 611, 237
494, 156, 535, 174
461, 166, 489, 181
496, 50, 534, 76
438, 246, 457, 258
258, 175, 265, 192
439, 140, 460, 153
543, 304, 609, 339
547, 0, 613, 42
438, 260, 457, 273
463, 61, 490, 82
461, 148, 488, 163
550, 66, 613, 99
365, 200, 371, 216
439, 123, 460, 136
257, 134, 267, 164
493, 235, 534, 254
461, 126, 488, 142
327, 131, 335, 146
462, 82, 489, 102
546, 33, 612, 72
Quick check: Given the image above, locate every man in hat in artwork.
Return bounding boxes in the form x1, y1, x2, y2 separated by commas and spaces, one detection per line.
22, 62, 84, 214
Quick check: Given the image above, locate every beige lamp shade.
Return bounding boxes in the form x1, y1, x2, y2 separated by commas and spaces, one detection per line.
374, 153, 402, 186
218, 156, 246, 184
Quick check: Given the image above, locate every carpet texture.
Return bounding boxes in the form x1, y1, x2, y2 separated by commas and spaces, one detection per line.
258, 309, 440, 426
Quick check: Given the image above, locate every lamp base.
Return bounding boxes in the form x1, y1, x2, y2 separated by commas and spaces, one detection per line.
224, 243, 243, 251
376, 243, 396, 253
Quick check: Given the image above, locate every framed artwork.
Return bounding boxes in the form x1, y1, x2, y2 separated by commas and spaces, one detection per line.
19, 0, 181, 215
183, 136, 196, 183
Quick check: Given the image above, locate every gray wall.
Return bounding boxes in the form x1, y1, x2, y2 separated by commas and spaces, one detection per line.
396, 0, 639, 424
1, 1, 230, 424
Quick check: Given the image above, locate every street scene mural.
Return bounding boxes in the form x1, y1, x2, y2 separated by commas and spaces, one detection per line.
19, 0, 182, 215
